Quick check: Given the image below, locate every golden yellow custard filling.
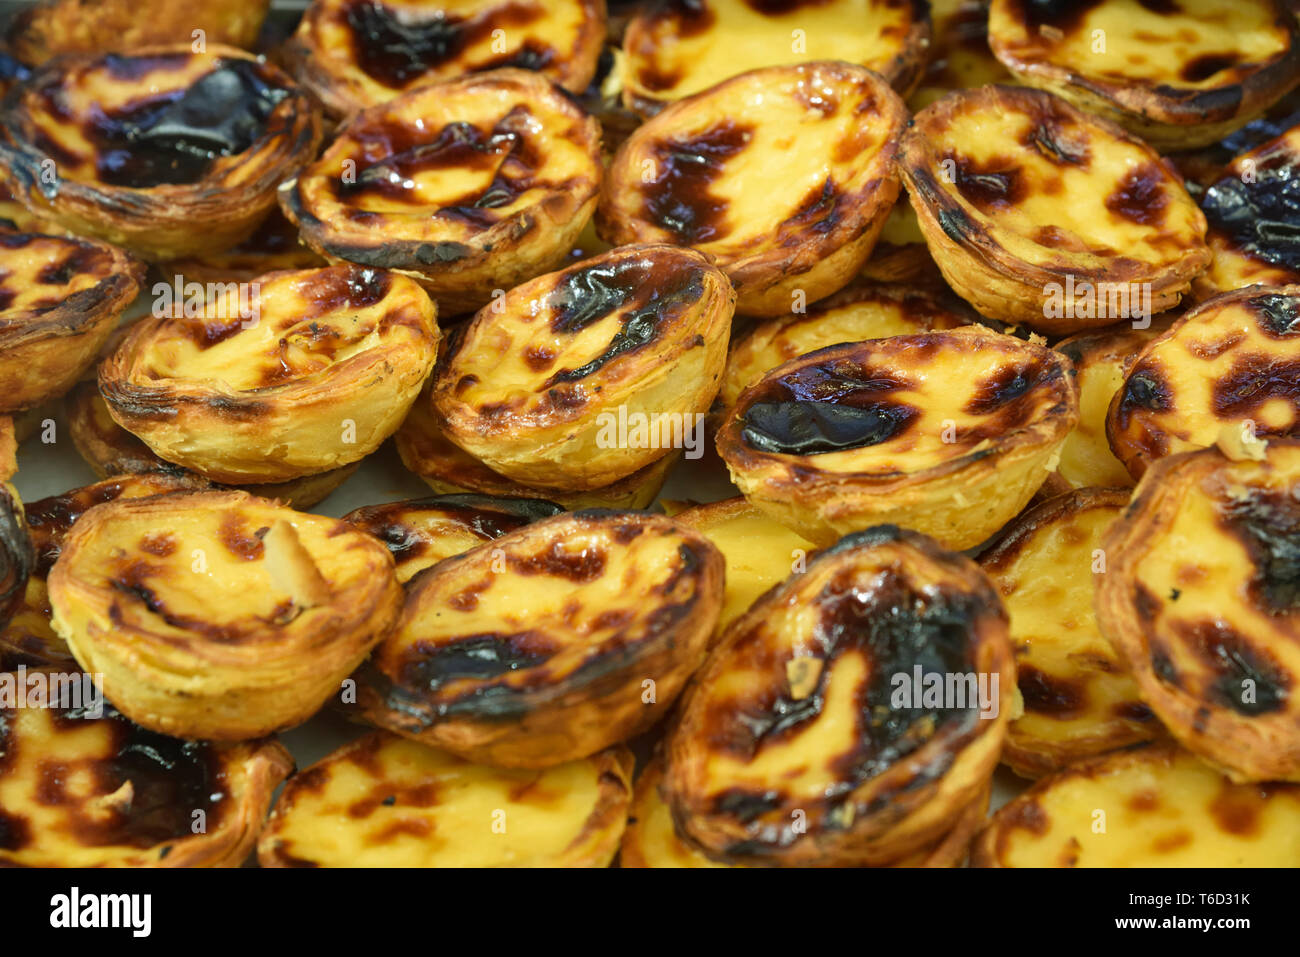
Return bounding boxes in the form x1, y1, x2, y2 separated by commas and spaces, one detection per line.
672, 498, 815, 638
280, 68, 602, 314
975, 745, 1300, 867
981, 489, 1159, 777
432, 244, 732, 491
991, 0, 1291, 91
620, 0, 928, 114
910, 0, 1013, 110
260, 733, 633, 867
1055, 322, 1166, 488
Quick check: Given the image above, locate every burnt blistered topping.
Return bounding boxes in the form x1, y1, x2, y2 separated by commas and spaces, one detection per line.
1251, 293, 1300, 336
1203, 157, 1300, 272
338, 106, 544, 224
82, 57, 291, 189
1113, 368, 1172, 428
353, 495, 562, 564
1006, 0, 1105, 35
543, 255, 707, 386
1018, 664, 1085, 716
718, 567, 985, 800
948, 152, 1026, 213
965, 356, 1062, 417
399, 631, 555, 700
1105, 163, 1169, 227
342, 0, 551, 88
1217, 485, 1300, 614
642, 122, 753, 244
0, 702, 227, 852
740, 356, 918, 456
1211, 352, 1300, 423
1022, 119, 1091, 167
1177, 619, 1291, 716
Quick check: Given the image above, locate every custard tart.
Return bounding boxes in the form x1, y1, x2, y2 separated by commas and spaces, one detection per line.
720, 280, 973, 410
99, 264, 439, 485
909, 0, 1012, 110
7, 0, 272, 65
0, 689, 291, 868
1197, 122, 1300, 296
0, 47, 323, 262
662, 526, 1015, 867
259, 732, 632, 867
64, 382, 360, 510
431, 244, 732, 491
619, 0, 931, 116
598, 61, 907, 317
973, 744, 1300, 867
286, 0, 608, 118
1096, 441, 1300, 783
980, 488, 1160, 777
671, 497, 816, 640
360, 510, 724, 768
717, 327, 1077, 549
1054, 320, 1168, 488
47, 489, 404, 741
988, 0, 1300, 150
0, 231, 143, 414
1107, 285, 1300, 480
279, 68, 603, 316
343, 494, 563, 583
900, 85, 1210, 332
620, 756, 991, 868
396, 389, 680, 509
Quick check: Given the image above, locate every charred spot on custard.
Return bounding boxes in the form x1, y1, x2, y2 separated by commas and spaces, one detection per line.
1252, 292, 1300, 337
739, 357, 918, 456
341, 0, 551, 89
336, 107, 544, 220
399, 631, 557, 700
1202, 156, 1300, 273
1105, 163, 1170, 228
1114, 368, 1172, 427
1211, 352, 1300, 423
727, 567, 985, 778
85, 56, 292, 189
1178, 619, 1291, 716
31, 702, 227, 848
640, 121, 754, 244
543, 255, 707, 385
1018, 664, 1086, 717
947, 151, 1026, 213
1217, 485, 1300, 614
